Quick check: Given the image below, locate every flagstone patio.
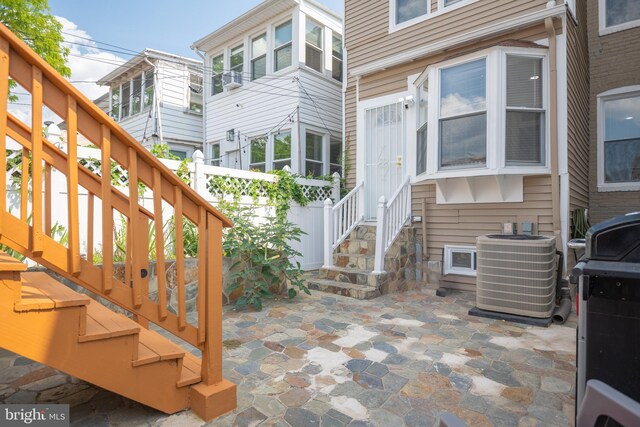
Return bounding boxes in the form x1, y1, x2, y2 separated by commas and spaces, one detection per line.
0, 287, 577, 426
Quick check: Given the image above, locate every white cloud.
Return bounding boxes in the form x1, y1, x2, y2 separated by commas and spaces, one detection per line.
58, 16, 126, 101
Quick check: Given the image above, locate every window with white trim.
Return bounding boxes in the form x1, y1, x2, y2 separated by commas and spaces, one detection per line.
109, 87, 120, 119
273, 132, 292, 170
230, 44, 244, 75
332, 34, 343, 82
305, 132, 324, 176
274, 20, 292, 71
598, 88, 640, 191
249, 137, 267, 172
210, 143, 221, 167
121, 81, 130, 118
330, 138, 342, 175
444, 245, 477, 276
600, 0, 640, 34
395, 0, 429, 25
415, 47, 548, 178
211, 54, 224, 95
188, 72, 203, 114
305, 19, 323, 73
251, 33, 267, 80
143, 69, 154, 109
131, 74, 142, 116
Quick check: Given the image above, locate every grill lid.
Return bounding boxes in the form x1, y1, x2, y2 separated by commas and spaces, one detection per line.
585, 212, 640, 262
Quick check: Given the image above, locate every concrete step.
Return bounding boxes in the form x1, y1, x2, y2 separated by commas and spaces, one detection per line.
306, 278, 380, 300
333, 253, 375, 270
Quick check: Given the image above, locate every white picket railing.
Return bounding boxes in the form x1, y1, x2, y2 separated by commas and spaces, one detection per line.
373, 177, 411, 274
323, 182, 364, 268
6, 143, 340, 270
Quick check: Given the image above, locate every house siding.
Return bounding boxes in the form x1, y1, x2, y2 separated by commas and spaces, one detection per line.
412, 176, 554, 291
297, 69, 342, 135
566, 2, 590, 216
587, 0, 640, 224
345, 0, 548, 71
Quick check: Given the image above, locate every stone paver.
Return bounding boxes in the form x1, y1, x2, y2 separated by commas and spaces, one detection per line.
0, 287, 577, 426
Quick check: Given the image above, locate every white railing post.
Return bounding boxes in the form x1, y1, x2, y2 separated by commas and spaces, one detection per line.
373, 196, 387, 274
331, 172, 341, 202
323, 198, 334, 268
192, 150, 206, 196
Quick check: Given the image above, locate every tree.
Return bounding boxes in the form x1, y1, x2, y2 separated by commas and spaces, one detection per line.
0, 0, 70, 77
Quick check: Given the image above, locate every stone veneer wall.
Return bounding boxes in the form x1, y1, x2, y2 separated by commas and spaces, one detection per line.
379, 226, 418, 294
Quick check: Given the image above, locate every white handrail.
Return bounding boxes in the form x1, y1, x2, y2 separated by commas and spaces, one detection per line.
323, 182, 364, 268
373, 177, 411, 274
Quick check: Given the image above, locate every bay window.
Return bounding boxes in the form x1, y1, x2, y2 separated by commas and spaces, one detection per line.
274, 20, 292, 71
439, 58, 487, 169
415, 47, 548, 178
305, 19, 323, 73
505, 55, 544, 166
598, 88, 640, 191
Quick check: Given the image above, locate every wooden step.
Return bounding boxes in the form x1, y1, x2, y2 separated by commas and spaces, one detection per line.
177, 351, 202, 387
133, 327, 185, 366
79, 300, 140, 343
15, 272, 90, 312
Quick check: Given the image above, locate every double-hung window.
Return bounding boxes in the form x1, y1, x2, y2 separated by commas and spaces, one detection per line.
438, 58, 487, 169
330, 138, 342, 175
274, 20, 293, 71
188, 73, 203, 114
305, 19, 323, 73
121, 81, 131, 118
600, 0, 640, 34
250, 137, 267, 172
417, 80, 428, 175
131, 75, 142, 115
273, 132, 292, 170
109, 87, 120, 120
332, 34, 343, 82
143, 69, 154, 109
251, 33, 267, 80
598, 88, 640, 191
230, 45, 244, 76
505, 56, 544, 166
305, 132, 324, 176
210, 143, 221, 167
211, 54, 224, 95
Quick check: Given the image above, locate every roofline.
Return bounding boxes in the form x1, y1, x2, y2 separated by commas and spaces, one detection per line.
191, 0, 342, 52
349, 4, 566, 78
97, 48, 201, 86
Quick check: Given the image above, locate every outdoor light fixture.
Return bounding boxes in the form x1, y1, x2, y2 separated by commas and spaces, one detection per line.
226, 129, 235, 141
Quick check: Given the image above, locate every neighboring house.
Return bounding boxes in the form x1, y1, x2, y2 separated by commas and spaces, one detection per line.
97, 49, 204, 159
587, 0, 640, 224
342, 0, 589, 290
191, 0, 343, 177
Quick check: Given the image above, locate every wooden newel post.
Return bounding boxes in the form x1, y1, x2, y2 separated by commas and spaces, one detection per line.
202, 212, 223, 385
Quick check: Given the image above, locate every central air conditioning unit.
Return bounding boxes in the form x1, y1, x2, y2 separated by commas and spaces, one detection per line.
476, 234, 557, 318
222, 71, 243, 89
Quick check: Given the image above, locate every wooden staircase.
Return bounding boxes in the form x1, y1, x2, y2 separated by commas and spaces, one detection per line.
0, 23, 235, 420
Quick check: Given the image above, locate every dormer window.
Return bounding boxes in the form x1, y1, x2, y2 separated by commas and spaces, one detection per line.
305, 19, 323, 73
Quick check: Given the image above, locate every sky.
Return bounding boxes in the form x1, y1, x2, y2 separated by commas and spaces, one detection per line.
47, 0, 344, 100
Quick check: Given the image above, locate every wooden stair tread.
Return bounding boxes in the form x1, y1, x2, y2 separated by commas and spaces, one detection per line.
0, 251, 27, 271
79, 301, 140, 343
15, 272, 90, 312
177, 351, 202, 387
137, 327, 185, 362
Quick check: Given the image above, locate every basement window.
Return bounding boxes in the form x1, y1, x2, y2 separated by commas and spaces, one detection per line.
444, 245, 477, 276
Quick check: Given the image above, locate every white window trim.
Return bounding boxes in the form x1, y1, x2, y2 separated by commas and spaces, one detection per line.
248, 129, 293, 172
597, 85, 640, 192
412, 46, 550, 181
301, 125, 339, 176
273, 17, 295, 74
443, 245, 477, 276
187, 71, 203, 115
599, 0, 640, 36
389, 0, 481, 33
303, 17, 325, 75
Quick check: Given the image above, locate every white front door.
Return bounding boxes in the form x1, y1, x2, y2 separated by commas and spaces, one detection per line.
364, 101, 406, 219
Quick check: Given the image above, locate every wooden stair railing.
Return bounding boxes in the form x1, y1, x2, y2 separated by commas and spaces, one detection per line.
0, 23, 236, 420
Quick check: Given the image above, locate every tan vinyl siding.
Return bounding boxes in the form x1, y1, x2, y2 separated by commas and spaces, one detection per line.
344, 81, 357, 188
587, 0, 640, 224
346, 0, 548, 70
412, 176, 554, 290
566, 2, 590, 215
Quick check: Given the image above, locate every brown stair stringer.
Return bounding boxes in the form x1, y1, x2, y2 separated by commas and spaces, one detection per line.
0, 268, 194, 414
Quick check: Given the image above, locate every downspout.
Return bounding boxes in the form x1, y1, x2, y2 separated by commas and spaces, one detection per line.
545, 16, 562, 250
144, 57, 163, 146
192, 47, 207, 159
